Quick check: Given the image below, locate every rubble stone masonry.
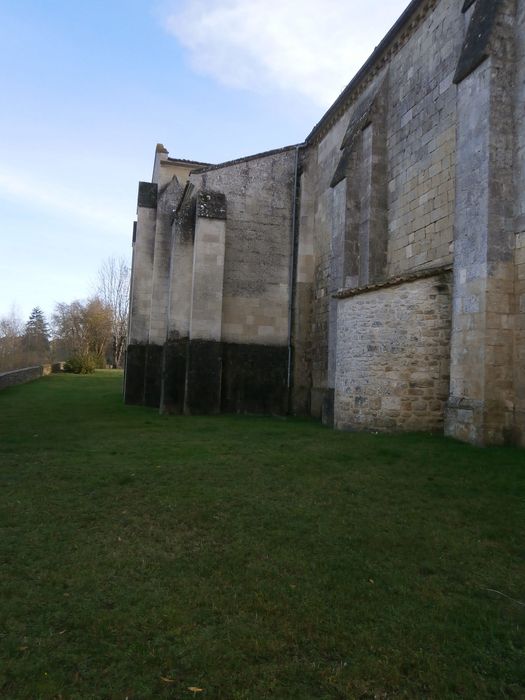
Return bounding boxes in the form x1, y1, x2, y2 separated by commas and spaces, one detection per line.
335, 271, 452, 432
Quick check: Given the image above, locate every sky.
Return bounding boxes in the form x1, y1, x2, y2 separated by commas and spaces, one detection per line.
0, 0, 410, 325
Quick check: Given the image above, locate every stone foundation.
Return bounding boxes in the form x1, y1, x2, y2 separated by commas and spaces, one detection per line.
221, 343, 288, 414
127, 340, 289, 416
161, 338, 188, 414
124, 344, 147, 405
184, 340, 223, 415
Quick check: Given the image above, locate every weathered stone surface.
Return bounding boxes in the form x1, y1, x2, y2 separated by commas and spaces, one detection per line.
189, 215, 226, 343
137, 182, 158, 209
515, 234, 525, 446
447, 0, 517, 446
331, 75, 387, 188
144, 344, 163, 408
160, 338, 188, 414
454, 0, 503, 84
124, 344, 146, 405
221, 343, 288, 414
189, 149, 296, 347
124, 343, 163, 407
124, 0, 525, 446
184, 340, 223, 415
335, 273, 452, 433
149, 177, 184, 346
462, 0, 477, 12
0, 366, 45, 391
128, 204, 157, 345
197, 191, 227, 220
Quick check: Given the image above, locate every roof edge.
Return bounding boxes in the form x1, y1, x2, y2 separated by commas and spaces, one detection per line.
165, 157, 213, 167
306, 0, 431, 145
190, 144, 304, 175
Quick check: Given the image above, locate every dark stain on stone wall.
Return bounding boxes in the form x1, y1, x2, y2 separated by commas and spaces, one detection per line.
462, 0, 477, 12
197, 191, 227, 220
161, 338, 188, 414
221, 344, 289, 415
158, 340, 289, 416
124, 344, 147, 404
454, 0, 502, 84
185, 340, 223, 415
322, 389, 335, 428
144, 345, 163, 408
137, 182, 158, 209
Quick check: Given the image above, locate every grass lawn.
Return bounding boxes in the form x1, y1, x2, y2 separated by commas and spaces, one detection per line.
0, 371, 524, 699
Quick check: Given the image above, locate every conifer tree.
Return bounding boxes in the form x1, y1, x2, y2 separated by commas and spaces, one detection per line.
23, 307, 50, 354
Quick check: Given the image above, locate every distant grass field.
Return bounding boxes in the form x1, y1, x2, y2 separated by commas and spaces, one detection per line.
0, 371, 524, 699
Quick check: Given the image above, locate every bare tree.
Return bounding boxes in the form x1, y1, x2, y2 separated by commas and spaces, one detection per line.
96, 257, 130, 368
0, 306, 24, 371
52, 300, 89, 358
84, 297, 112, 364
52, 298, 112, 367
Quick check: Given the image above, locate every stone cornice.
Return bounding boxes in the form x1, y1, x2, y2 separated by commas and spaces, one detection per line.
306, 0, 439, 147
333, 264, 452, 300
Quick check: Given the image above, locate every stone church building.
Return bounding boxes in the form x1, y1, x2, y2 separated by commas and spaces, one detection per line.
125, 0, 525, 447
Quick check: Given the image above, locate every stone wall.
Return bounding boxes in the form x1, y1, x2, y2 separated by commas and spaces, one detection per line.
128, 182, 157, 345
300, 0, 463, 415
187, 148, 297, 347
168, 149, 298, 415
515, 233, 525, 447
302, 119, 347, 414
334, 270, 452, 433
148, 177, 184, 346
125, 0, 525, 445
292, 163, 315, 414
0, 365, 50, 391
514, 1, 525, 447
385, 0, 459, 276
126, 147, 298, 414
445, 0, 518, 446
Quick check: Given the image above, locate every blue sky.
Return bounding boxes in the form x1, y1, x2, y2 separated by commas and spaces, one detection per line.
0, 0, 409, 324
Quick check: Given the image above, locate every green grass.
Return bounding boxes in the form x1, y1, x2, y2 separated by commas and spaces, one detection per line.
0, 371, 524, 699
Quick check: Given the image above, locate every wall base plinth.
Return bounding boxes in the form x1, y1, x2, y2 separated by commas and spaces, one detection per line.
445, 398, 516, 447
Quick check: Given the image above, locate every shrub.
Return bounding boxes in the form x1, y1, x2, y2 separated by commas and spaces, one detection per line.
64, 354, 97, 374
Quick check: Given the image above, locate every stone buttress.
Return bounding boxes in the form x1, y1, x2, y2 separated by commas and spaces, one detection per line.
125, 0, 525, 447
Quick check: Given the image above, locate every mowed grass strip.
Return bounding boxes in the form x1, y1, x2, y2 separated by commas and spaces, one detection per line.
0, 371, 524, 699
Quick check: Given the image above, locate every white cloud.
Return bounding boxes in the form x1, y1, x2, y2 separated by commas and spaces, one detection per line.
162, 0, 410, 107
0, 168, 130, 234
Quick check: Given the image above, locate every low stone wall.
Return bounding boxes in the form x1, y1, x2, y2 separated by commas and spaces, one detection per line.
0, 365, 55, 391
334, 270, 452, 433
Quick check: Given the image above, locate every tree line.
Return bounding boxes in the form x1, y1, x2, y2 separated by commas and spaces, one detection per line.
0, 257, 130, 373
